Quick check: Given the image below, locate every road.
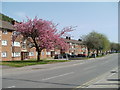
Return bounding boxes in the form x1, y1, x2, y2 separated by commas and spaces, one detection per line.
2, 53, 119, 88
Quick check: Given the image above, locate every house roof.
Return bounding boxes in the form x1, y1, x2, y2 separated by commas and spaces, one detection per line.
0, 20, 15, 30
64, 38, 84, 45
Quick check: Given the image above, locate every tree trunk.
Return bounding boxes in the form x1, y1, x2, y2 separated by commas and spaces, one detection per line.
37, 50, 42, 62
32, 38, 42, 62
96, 49, 99, 56
87, 48, 90, 57
37, 51, 40, 62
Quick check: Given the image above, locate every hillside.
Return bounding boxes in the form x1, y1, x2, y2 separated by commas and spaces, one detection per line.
0, 13, 15, 24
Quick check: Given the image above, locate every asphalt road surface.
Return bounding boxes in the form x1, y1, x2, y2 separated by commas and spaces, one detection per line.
2, 53, 119, 88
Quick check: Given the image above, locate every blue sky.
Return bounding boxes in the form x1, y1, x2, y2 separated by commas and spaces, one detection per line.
2, 2, 118, 42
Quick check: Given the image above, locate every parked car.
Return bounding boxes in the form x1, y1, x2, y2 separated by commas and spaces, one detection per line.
77, 54, 87, 57
70, 54, 77, 58
54, 53, 71, 59
54, 54, 62, 59
62, 53, 71, 58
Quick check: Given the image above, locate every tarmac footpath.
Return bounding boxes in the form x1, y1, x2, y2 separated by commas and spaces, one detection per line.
76, 67, 119, 88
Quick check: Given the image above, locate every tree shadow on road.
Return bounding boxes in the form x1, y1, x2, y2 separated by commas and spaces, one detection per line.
2, 77, 80, 87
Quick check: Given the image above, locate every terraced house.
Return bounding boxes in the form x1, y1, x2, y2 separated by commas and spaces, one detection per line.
0, 20, 37, 61
0, 20, 15, 61
0, 20, 88, 61
64, 37, 88, 55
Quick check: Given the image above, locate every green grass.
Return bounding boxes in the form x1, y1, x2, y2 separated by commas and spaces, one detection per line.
0, 59, 70, 67
96, 54, 106, 58
69, 57, 89, 60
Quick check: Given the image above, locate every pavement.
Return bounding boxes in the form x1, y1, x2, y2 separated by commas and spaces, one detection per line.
1, 53, 119, 88
76, 67, 119, 88
88, 69, 119, 88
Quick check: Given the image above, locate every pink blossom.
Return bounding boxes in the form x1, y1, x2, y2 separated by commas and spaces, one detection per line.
14, 17, 74, 61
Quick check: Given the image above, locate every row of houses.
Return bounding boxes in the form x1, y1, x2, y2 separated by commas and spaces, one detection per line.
0, 20, 88, 61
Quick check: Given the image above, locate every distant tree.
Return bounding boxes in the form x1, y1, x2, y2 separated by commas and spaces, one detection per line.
118, 44, 120, 52
98, 34, 110, 53
14, 17, 74, 62
81, 31, 98, 57
110, 42, 120, 53
81, 31, 110, 57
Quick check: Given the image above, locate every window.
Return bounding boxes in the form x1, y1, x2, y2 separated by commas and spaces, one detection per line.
82, 48, 85, 50
28, 43, 34, 48
2, 40, 7, 46
46, 52, 51, 55
12, 52, 20, 57
12, 42, 20, 47
1, 52, 7, 57
12, 31, 16, 35
70, 43, 72, 45
55, 52, 58, 54
29, 52, 34, 56
2, 30, 7, 34
12, 31, 20, 35
22, 44, 26, 49
23, 40, 26, 44
41, 52, 44, 55
72, 46, 74, 49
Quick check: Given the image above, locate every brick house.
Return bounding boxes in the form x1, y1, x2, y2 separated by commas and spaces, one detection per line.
64, 37, 88, 56
0, 20, 88, 61
0, 20, 15, 61
0, 20, 36, 61
0, 20, 59, 61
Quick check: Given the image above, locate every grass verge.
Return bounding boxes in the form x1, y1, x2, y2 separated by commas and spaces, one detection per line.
0, 59, 70, 67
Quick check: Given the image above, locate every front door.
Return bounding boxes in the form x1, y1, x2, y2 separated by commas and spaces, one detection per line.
21, 52, 29, 60
51, 51, 55, 57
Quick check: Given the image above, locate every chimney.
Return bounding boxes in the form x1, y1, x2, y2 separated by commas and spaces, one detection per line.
11, 20, 18, 25
68, 37, 71, 40
11, 20, 15, 25
66, 36, 68, 39
78, 39, 82, 41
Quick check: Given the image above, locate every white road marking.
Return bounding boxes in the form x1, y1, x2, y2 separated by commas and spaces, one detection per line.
7, 86, 15, 88
42, 72, 74, 81
108, 73, 116, 77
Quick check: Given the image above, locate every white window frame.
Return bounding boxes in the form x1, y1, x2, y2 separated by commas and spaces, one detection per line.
72, 46, 74, 49
70, 43, 72, 45
21, 43, 26, 49
1, 52, 7, 57
55, 52, 58, 54
82, 48, 85, 50
12, 52, 20, 57
12, 42, 20, 47
2, 30, 8, 34
29, 52, 34, 56
46, 52, 51, 55
2, 40, 7, 46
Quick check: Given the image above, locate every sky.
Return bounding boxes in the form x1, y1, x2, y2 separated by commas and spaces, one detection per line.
2, 2, 118, 43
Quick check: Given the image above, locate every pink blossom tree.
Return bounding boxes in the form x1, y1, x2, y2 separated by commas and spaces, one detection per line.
14, 17, 74, 62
